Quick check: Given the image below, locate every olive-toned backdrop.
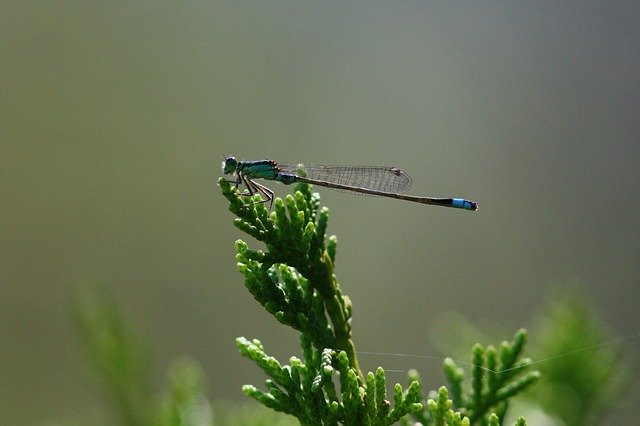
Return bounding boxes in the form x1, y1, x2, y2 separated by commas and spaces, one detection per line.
2, 2, 638, 424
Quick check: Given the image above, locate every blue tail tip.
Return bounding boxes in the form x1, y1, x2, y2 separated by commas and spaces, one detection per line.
452, 198, 478, 211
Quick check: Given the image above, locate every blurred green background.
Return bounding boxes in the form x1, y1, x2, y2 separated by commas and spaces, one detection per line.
2, 2, 638, 424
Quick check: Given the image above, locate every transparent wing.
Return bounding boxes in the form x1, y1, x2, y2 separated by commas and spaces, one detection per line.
277, 163, 412, 194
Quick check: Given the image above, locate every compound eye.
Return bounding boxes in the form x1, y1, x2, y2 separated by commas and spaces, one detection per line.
222, 156, 238, 174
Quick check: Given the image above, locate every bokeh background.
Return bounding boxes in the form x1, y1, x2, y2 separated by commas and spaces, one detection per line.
2, 2, 639, 424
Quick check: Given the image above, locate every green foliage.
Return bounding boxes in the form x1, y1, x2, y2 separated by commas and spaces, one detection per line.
219, 178, 538, 425
405, 330, 539, 426
66, 178, 633, 426
72, 283, 300, 426
528, 292, 631, 425
71, 284, 153, 426
72, 284, 214, 425
154, 358, 213, 426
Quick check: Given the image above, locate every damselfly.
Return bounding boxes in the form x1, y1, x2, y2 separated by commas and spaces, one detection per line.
222, 156, 477, 211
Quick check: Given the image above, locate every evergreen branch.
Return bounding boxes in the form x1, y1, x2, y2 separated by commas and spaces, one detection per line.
427, 329, 539, 425
220, 178, 536, 425
220, 178, 359, 375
